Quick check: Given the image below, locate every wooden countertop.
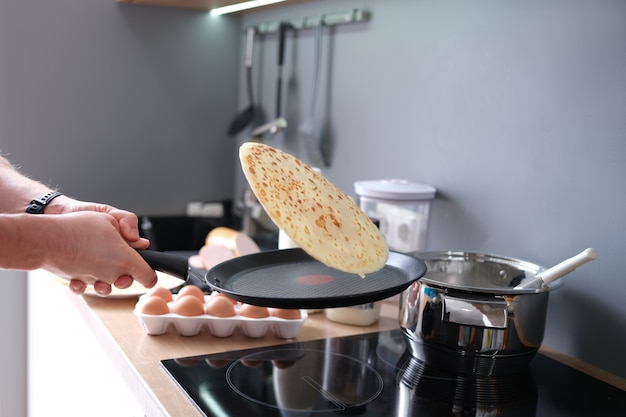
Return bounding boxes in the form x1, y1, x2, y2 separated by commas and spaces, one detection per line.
65, 288, 626, 417
67, 292, 402, 417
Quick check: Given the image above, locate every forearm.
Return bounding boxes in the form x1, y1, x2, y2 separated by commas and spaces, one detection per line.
0, 214, 60, 271
0, 155, 156, 294
0, 155, 56, 214
0, 211, 157, 290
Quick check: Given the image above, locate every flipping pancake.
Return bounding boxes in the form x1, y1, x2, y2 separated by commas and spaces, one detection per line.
239, 142, 388, 276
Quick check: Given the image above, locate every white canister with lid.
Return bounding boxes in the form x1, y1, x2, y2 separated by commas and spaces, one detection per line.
354, 179, 436, 253
325, 179, 436, 326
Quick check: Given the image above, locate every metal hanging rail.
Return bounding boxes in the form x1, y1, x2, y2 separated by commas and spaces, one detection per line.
251, 9, 371, 34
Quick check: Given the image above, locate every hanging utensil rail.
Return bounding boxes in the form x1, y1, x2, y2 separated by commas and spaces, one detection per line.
250, 9, 370, 34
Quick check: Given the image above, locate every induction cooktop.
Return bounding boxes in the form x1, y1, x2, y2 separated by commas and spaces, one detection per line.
161, 329, 626, 416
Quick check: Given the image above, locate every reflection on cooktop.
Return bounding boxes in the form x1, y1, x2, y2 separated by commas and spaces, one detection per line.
161, 329, 626, 417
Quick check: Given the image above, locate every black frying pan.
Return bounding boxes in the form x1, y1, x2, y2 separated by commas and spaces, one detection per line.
139, 249, 426, 309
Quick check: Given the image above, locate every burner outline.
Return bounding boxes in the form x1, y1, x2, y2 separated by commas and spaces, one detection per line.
225, 348, 384, 412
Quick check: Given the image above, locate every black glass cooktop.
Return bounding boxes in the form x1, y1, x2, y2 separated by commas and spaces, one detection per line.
161, 329, 626, 416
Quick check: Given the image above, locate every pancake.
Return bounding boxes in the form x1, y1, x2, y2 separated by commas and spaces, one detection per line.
239, 142, 388, 276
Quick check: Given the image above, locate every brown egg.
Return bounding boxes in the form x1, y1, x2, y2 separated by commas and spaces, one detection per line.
240, 304, 270, 319
205, 296, 236, 317
145, 286, 174, 302
176, 285, 205, 303
171, 295, 205, 316
137, 296, 170, 315
269, 308, 302, 320
272, 360, 297, 369
174, 358, 200, 368
209, 291, 238, 305
241, 359, 262, 368
205, 358, 230, 368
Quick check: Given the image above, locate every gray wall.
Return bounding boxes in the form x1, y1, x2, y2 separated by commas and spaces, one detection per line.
0, 0, 240, 215
239, 0, 626, 377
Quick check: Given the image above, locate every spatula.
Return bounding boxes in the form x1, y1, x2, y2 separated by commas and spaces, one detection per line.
298, 24, 326, 167
227, 27, 256, 136
515, 248, 597, 290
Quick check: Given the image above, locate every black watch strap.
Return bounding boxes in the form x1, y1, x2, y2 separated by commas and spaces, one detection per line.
26, 191, 63, 214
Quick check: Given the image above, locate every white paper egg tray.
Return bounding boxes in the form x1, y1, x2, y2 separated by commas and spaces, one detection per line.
134, 297, 307, 339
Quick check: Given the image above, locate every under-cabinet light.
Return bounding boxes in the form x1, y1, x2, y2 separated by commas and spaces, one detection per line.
210, 0, 287, 16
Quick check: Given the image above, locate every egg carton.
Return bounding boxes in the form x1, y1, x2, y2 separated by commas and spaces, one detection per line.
134, 302, 307, 339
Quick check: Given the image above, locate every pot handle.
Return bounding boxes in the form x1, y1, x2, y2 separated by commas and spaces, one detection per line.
442, 294, 508, 329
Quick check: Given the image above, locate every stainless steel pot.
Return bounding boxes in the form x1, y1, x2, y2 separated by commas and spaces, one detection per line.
399, 251, 562, 376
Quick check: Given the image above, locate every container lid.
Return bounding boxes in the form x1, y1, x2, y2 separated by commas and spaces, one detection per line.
354, 179, 436, 201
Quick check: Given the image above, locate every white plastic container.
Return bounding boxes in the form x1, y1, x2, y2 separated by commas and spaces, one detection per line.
324, 302, 381, 326
278, 229, 299, 250
354, 179, 436, 253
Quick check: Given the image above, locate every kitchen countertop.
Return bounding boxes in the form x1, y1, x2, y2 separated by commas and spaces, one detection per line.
64, 286, 626, 417
66, 290, 402, 417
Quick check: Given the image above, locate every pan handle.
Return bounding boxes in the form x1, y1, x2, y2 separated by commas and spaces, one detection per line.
138, 249, 189, 280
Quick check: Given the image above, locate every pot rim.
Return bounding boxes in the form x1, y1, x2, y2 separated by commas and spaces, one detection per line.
412, 250, 563, 294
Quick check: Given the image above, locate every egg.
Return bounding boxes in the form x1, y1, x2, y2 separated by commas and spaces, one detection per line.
145, 286, 174, 302
176, 285, 205, 303
240, 304, 270, 319
269, 308, 302, 320
209, 291, 238, 305
137, 296, 170, 315
241, 359, 262, 368
205, 296, 236, 317
174, 358, 200, 368
272, 360, 297, 369
171, 295, 205, 316
205, 358, 230, 368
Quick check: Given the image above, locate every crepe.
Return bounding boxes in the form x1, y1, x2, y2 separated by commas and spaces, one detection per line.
239, 142, 388, 276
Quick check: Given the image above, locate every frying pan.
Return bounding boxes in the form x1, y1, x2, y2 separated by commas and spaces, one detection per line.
139, 248, 426, 309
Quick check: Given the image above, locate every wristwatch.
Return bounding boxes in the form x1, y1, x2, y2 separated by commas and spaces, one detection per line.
26, 191, 63, 214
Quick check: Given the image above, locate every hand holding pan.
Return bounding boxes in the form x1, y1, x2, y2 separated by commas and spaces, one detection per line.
138, 249, 426, 309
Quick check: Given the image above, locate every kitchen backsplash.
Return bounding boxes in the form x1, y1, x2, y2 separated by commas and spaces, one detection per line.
238, 0, 626, 379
